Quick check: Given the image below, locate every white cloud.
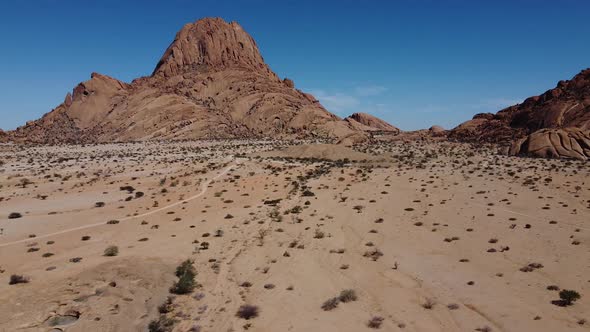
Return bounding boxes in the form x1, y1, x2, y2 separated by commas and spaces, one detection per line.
307, 85, 389, 114
310, 90, 360, 114
354, 85, 388, 97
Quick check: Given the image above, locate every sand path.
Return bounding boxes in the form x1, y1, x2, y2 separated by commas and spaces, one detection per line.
0, 160, 239, 248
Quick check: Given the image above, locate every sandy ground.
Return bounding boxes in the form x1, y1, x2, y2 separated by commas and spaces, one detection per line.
0, 140, 588, 332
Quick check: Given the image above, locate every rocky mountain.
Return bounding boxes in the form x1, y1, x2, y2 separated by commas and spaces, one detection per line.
450, 68, 590, 160
5, 18, 393, 144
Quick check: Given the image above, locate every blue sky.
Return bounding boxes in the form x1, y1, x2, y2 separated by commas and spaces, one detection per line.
1, 0, 589, 131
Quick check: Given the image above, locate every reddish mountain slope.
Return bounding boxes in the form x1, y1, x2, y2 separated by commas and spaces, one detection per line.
6, 18, 397, 144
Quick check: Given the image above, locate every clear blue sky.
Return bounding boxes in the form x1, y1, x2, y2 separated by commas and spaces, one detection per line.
1, 0, 589, 131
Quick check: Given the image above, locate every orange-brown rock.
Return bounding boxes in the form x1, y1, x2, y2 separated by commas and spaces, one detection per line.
450, 68, 590, 159
6, 18, 394, 144
510, 127, 590, 160
152, 18, 276, 79
344, 112, 400, 133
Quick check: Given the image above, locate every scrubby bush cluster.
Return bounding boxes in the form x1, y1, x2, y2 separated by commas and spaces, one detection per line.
170, 259, 197, 294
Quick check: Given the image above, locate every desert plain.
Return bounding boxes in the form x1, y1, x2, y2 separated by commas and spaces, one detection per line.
0, 140, 588, 332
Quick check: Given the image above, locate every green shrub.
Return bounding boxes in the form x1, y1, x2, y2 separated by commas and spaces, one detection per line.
9, 274, 29, 285
236, 304, 259, 320
321, 297, 340, 311
148, 316, 176, 332
170, 260, 197, 295
8, 212, 22, 219
175, 260, 196, 278
559, 289, 581, 306
338, 289, 358, 303
103, 245, 119, 257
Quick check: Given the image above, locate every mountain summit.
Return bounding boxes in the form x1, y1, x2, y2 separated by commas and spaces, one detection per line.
152, 18, 274, 78
5, 18, 396, 144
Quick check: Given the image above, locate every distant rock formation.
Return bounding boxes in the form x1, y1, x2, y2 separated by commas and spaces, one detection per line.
344, 112, 400, 133
450, 68, 590, 159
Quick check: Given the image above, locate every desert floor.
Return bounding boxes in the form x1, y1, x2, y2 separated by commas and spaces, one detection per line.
0, 140, 588, 332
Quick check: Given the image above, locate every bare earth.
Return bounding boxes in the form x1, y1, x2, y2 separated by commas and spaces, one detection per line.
0, 141, 588, 332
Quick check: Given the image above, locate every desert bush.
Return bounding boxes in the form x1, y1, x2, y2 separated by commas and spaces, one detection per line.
103, 245, 119, 257
302, 189, 315, 197
236, 304, 259, 320
313, 229, 325, 239
9, 274, 29, 285
363, 249, 383, 261
175, 259, 196, 278
321, 297, 340, 311
338, 289, 358, 303
447, 303, 460, 310
422, 298, 436, 309
8, 212, 22, 219
170, 260, 197, 295
158, 296, 175, 314
475, 327, 492, 332
558, 289, 581, 306
367, 316, 384, 329
148, 316, 176, 332
170, 272, 196, 294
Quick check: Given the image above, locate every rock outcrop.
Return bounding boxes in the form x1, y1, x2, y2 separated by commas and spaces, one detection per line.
5, 18, 396, 144
152, 18, 275, 79
344, 112, 400, 133
428, 125, 446, 136
450, 68, 590, 159
509, 128, 590, 160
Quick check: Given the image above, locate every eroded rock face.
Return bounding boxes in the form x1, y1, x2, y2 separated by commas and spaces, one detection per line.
152, 18, 276, 79
510, 128, 590, 160
449, 68, 590, 159
6, 18, 394, 144
345, 112, 400, 133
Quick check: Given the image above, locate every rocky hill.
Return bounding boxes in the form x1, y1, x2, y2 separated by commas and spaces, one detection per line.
344, 112, 400, 133
5, 18, 394, 144
450, 68, 590, 159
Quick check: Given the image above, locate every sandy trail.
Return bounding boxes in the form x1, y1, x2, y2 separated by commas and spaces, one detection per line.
0, 160, 239, 248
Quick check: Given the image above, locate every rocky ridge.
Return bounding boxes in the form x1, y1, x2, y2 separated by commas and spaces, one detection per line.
450, 68, 590, 159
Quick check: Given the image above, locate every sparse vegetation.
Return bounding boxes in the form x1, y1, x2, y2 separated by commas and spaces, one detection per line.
367, 316, 384, 329
9, 274, 29, 285
148, 316, 176, 332
553, 289, 581, 306
236, 304, 259, 320
103, 245, 119, 257
8, 212, 22, 219
170, 260, 197, 294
